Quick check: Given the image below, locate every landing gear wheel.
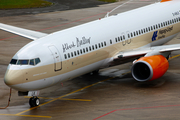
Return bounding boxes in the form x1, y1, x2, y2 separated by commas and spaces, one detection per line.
29, 97, 40, 107
92, 70, 99, 75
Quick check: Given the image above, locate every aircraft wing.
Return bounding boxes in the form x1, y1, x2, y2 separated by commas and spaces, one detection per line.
0, 23, 48, 40
112, 44, 180, 66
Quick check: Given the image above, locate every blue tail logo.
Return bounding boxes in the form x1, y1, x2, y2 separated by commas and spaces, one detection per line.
152, 31, 158, 41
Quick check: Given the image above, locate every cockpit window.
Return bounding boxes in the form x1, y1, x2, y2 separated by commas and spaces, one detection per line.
10, 58, 41, 66
35, 58, 41, 65
17, 60, 29, 65
30, 59, 35, 65
10, 59, 17, 65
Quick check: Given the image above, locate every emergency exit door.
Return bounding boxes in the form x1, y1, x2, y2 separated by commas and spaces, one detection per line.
48, 45, 62, 71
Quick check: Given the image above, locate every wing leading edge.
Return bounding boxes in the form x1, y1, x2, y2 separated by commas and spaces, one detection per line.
0, 23, 48, 40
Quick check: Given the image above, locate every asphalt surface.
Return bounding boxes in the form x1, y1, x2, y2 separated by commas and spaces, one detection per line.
1, 0, 180, 120
0, 0, 107, 17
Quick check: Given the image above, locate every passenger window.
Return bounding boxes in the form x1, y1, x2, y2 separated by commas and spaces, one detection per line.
156, 24, 158, 29
120, 36, 123, 40
35, 58, 41, 65
30, 59, 35, 65
118, 37, 120, 41
77, 50, 80, 55
153, 25, 155, 29
92, 45, 95, 50
158, 24, 160, 28
139, 30, 141, 34
104, 41, 106, 46
74, 51, 77, 56
131, 33, 133, 37
148, 27, 150, 31
172, 19, 174, 23
146, 28, 148, 32
71, 52, 73, 57
80, 49, 83, 54
89, 46, 91, 51
177, 18, 179, 22
134, 32, 136, 36
101, 42, 103, 47
168, 21, 170, 25
110, 40, 112, 44
141, 29, 143, 34
174, 18, 176, 23
115, 38, 117, 42
136, 31, 138, 35
83, 48, 85, 53
68, 53, 70, 58
86, 47, 88, 52
95, 44, 98, 49
64, 54, 67, 59
151, 26, 153, 30
10, 59, 17, 65
144, 29, 146, 33
98, 43, 101, 48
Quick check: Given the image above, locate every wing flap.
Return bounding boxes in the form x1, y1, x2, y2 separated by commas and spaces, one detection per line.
0, 23, 48, 40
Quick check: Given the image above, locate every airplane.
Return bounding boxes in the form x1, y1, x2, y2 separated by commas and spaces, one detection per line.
0, 0, 180, 107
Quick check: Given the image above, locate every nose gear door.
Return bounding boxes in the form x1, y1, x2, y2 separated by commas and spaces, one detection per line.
48, 45, 62, 71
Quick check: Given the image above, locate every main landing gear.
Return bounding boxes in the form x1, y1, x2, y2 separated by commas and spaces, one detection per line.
29, 96, 40, 107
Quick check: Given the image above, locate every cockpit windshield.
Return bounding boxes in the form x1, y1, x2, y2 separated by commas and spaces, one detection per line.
10, 58, 41, 65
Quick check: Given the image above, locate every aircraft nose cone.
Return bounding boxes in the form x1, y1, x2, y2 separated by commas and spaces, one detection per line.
4, 69, 15, 86
4, 66, 23, 87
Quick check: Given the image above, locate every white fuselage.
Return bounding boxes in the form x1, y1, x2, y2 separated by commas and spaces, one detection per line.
4, 1, 180, 91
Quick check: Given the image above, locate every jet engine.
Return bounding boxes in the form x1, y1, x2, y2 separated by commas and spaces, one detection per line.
131, 55, 169, 82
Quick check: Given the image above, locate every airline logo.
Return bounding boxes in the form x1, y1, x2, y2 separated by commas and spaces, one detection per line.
152, 26, 173, 41
152, 31, 158, 41
62, 37, 91, 53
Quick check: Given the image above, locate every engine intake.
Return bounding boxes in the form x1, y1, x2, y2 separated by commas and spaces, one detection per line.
131, 55, 169, 82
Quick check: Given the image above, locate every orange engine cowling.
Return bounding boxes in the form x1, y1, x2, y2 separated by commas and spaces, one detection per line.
131, 55, 169, 82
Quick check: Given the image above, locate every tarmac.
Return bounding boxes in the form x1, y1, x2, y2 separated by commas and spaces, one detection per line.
1, 0, 180, 119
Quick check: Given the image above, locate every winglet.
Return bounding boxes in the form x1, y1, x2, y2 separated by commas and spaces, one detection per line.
161, 0, 171, 2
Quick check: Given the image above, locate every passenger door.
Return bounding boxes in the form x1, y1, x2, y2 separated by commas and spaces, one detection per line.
48, 45, 62, 71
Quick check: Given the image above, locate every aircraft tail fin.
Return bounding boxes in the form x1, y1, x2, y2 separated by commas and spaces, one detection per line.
160, 0, 171, 2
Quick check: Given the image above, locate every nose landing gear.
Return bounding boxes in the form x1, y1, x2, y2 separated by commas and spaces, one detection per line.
29, 96, 40, 107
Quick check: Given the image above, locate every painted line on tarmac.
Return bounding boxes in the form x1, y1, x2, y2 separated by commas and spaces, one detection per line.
25, 96, 92, 101
169, 54, 180, 60
0, 114, 51, 118
60, 98, 92, 102
93, 104, 180, 120
0, 12, 107, 41
16, 77, 114, 116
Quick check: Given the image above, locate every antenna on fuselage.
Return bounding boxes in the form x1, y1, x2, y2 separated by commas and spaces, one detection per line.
105, 0, 133, 18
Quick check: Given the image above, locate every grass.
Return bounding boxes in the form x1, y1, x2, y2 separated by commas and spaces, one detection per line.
98, 0, 117, 2
0, 0, 53, 9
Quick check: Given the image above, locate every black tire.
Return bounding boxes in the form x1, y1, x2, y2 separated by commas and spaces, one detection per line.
29, 97, 35, 107
29, 97, 40, 107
